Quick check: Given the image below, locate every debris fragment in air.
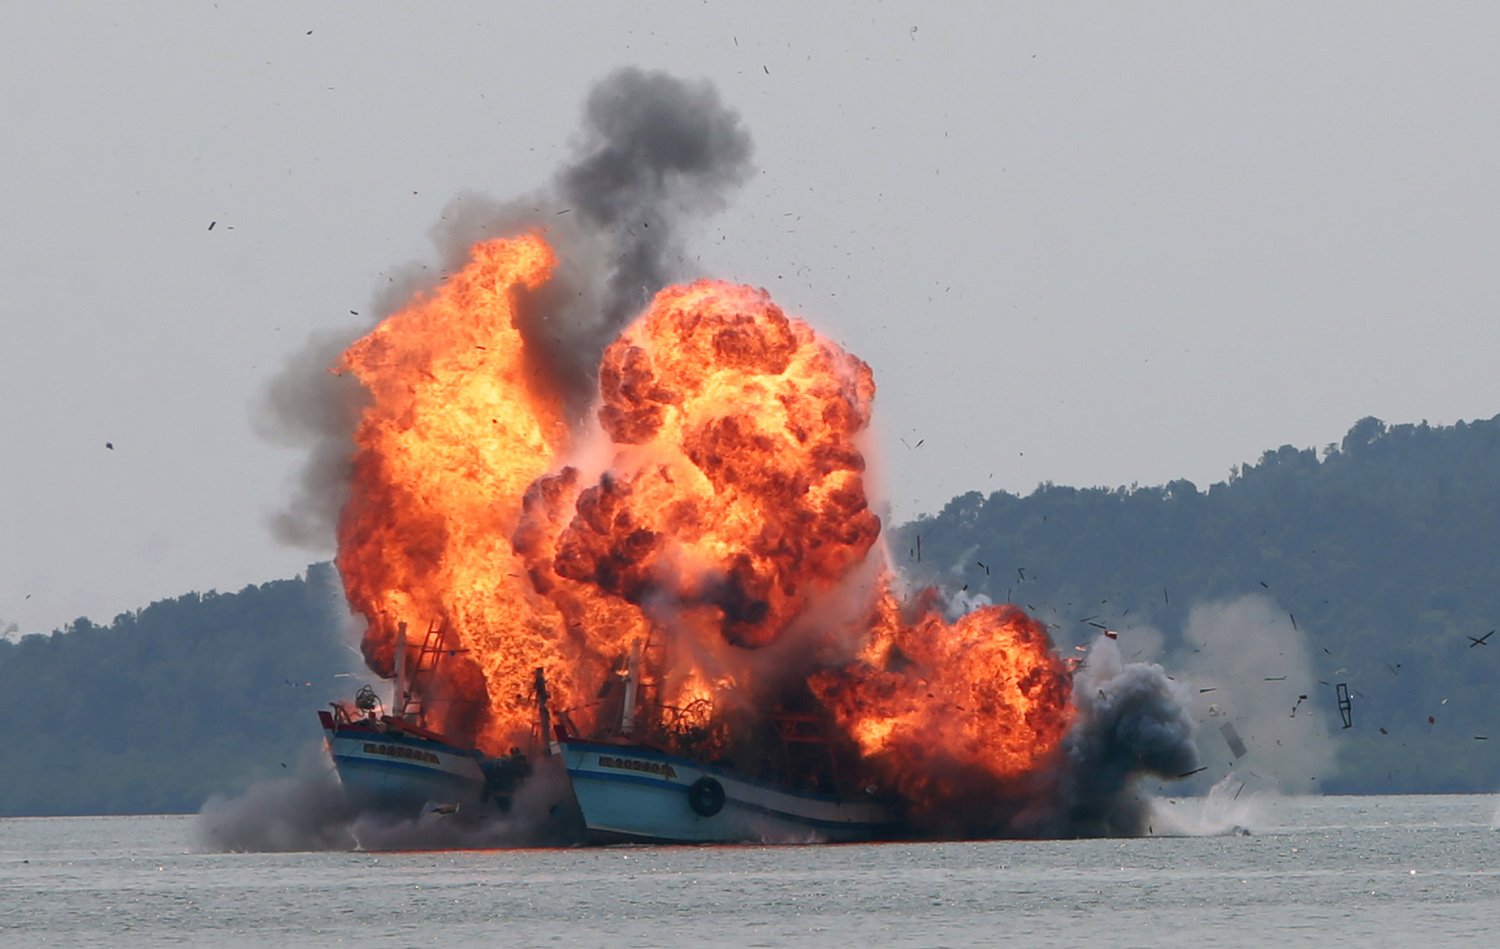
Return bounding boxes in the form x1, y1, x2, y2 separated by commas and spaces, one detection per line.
1219, 722, 1248, 758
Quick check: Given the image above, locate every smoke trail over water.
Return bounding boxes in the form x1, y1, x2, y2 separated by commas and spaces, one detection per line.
195, 748, 579, 852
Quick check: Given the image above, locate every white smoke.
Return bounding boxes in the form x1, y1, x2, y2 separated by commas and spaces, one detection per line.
1172, 594, 1339, 794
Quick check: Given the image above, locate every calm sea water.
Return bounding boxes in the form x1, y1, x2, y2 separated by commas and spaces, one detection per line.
3, 794, 1498, 947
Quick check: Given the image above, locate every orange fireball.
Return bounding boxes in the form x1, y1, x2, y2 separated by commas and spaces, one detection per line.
333, 231, 1075, 822
811, 581, 1073, 806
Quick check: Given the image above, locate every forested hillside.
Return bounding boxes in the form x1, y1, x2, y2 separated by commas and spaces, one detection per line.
893, 415, 1500, 793
0, 564, 361, 816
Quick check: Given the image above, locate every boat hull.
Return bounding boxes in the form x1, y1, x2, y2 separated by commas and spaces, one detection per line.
559, 739, 898, 844
318, 711, 488, 816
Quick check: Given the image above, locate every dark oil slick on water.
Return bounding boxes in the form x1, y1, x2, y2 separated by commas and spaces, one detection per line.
4, 795, 1500, 947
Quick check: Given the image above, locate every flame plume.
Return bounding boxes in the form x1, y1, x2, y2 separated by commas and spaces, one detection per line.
335, 234, 573, 749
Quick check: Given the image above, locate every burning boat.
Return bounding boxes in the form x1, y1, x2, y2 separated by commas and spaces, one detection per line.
542, 644, 901, 845
319, 621, 529, 819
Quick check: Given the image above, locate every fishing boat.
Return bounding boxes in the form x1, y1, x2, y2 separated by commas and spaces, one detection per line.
318, 621, 529, 819
555, 737, 898, 844
545, 641, 901, 844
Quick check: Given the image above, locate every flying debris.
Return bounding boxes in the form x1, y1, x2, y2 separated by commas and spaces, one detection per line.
1289, 613, 1297, 630
1177, 766, 1207, 778
1336, 683, 1352, 729
1219, 722, 1248, 758
1468, 630, 1494, 648
105, 442, 114, 450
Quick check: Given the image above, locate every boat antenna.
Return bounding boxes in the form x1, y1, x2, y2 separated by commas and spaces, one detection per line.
621, 639, 642, 737
393, 621, 408, 719
533, 667, 554, 757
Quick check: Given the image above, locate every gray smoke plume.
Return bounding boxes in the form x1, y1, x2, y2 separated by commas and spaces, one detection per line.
253, 332, 369, 548
257, 68, 754, 552
559, 68, 754, 332
193, 743, 359, 851
195, 747, 582, 852
515, 67, 754, 416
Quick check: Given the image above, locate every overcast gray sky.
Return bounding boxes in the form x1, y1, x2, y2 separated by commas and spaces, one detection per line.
5, 2, 1499, 635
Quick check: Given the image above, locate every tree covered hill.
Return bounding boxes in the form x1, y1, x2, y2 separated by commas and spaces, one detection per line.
892, 415, 1500, 794
0, 564, 362, 816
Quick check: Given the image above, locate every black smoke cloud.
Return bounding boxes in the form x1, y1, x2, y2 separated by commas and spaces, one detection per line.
257, 68, 754, 551
1051, 636, 1199, 836
970, 633, 1200, 840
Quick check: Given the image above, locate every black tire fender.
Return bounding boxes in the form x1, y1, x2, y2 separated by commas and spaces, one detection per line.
687, 776, 726, 817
